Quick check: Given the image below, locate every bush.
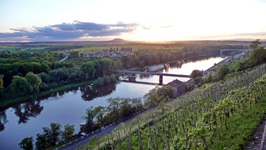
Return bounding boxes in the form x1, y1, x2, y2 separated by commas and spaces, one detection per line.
103, 75, 110, 84
92, 77, 104, 87
217, 64, 230, 80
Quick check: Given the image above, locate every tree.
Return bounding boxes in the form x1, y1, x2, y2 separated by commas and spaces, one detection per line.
190, 70, 203, 79
61, 124, 75, 142
10, 76, 32, 95
0, 74, 3, 97
107, 97, 122, 122
217, 64, 230, 80
144, 85, 173, 107
250, 46, 266, 66
103, 75, 110, 84
0, 74, 3, 89
26, 72, 42, 92
92, 77, 104, 87
82, 106, 95, 133
93, 106, 105, 124
19, 137, 33, 150
249, 39, 261, 50
42, 123, 62, 147
119, 98, 132, 119
36, 133, 47, 150
80, 62, 96, 80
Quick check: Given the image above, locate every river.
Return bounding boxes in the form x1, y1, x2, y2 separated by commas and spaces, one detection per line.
0, 56, 223, 149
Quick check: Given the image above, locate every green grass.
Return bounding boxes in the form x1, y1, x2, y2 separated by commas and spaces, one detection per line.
208, 95, 266, 150
0, 81, 91, 107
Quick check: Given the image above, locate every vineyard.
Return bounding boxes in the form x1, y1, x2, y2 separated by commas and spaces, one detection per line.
80, 64, 266, 150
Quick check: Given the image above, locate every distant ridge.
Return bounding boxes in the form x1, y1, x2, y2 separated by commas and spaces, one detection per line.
110, 38, 126, 42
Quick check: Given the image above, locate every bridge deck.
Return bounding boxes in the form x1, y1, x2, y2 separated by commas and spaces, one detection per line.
115, 70, 191, 78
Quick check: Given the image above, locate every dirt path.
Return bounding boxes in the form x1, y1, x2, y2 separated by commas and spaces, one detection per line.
244, 115, 266, 150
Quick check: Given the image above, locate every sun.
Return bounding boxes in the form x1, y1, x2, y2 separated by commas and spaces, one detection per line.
124, 26, 186, 42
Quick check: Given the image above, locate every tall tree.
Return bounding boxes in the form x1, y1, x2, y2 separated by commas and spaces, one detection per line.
93, 106, 105, 124
249, 39, 261, 50
0, 74, 4, 98
35, 133, 47, 150
19, 137, 33, 150
107, 97, 122, 122
80, 62, 96, 80
42, 123, 62, 147
26, 72, 42, 92
82, 106, 95, 133
61, 124, 75, 142
10, 76, 32, 95
217, 64, 230, 80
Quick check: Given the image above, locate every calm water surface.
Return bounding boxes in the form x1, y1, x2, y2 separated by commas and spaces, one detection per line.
0, 56, 223, 149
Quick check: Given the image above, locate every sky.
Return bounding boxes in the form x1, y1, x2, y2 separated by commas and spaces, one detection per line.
0, 0, 266, 42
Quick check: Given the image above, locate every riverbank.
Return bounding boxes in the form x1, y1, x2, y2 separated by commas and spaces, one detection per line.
0, 53, 220, 108
0, 81, 91, 107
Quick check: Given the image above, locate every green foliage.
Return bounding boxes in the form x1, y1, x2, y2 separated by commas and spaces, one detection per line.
19, 137, 33, 150
203, 74, 214, 83
42, 123, 62, 147
61, 124, 75, 142
249, 46, 266, 66
103, 75, 110, 84
81, 97, 144, 133
190, 69, 203, 79
92, 77, 104, 87
194, 76, 202, 85
0, 74, 3, 98
69, 51, 80, 58
82, 106, 95, 133
144, 85, 173, 107
10, 76, 32, 95
92, 74, 117, 88
83, 64, 266, 150
249, 39, 261, 50
81, 62, 95, 80
0, 74, 3, 89
93, 106, 106, 125
216, 64, 230, 80
8, 72, 42, 97
35, 133, 47, 150
26, 72, 42, 92
109, 74, 116, 82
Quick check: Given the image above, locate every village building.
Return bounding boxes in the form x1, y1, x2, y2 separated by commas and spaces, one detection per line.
167, 79, 186, 97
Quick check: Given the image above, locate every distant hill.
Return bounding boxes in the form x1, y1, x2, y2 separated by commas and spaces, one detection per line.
111, 38, 126, 42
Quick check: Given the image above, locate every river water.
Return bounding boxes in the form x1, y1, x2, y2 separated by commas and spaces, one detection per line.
0, 56, 223, 149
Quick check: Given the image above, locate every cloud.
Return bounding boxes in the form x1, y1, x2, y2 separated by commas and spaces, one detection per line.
0, 21, 139, 42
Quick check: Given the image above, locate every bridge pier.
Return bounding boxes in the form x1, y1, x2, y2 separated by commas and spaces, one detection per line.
159, 75, 163, 85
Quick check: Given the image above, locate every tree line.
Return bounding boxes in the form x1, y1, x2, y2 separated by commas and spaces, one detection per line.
19, 123, 75, 150
0, 57, 121, 100
0, 42, 239, 102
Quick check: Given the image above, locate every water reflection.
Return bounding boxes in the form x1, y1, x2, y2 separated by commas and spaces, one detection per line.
0, 100, 44, 132
0, 111, 7, 131
13, 100, 44, 124
80, 83, 117, 101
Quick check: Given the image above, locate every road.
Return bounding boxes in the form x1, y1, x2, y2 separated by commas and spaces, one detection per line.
59, 107, 155, 150
59, 124, 119, 150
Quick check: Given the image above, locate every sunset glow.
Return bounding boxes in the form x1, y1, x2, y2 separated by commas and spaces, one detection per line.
1, 0, 266, 42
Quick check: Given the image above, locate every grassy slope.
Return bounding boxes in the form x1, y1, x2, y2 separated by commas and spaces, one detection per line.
208, 93, 266, 150
79, 73, 266, 150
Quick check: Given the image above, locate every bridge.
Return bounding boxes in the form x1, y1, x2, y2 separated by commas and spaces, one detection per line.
220, 49, 248, 56
115, 70, 191, 85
